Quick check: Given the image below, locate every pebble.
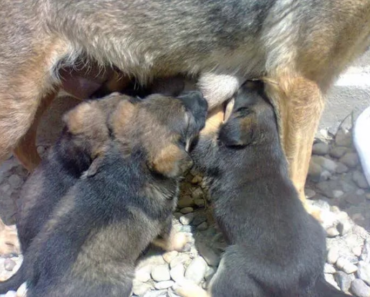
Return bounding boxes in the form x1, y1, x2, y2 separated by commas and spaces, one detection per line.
308, 162, 323, 182
336, 258, 358, 274
197, 242, 220, 267
330, 147, 348, 158
178, 197, 195, 208
335, 271, 354, 292
191, 176, 202, 184
170, 254, 191, 269
133, 282, 153, 296
353, 171, 370, 189
192, 214, 207, 226
336, 163, 349, 174
194, 199, 205, 208
343, 263, 358, 274
3, 259, 16, 271
170, 264, 185, 283
340, 153, 360, 168
324, 263, 336, 274
328, 247, 340, 264
335, 130, 352, 147
327, 227, 340, 237
163, 251, 178, 264
311, 156, 338, 173
197, 222, 208, 231
305, 188, 316, 199
192, 188, 204, 200
333, 190, 344, 198
325, 273, 340, 290
180, 213, 195, 225
358, 262, 370, 285
185, 257, 207, 284
353, 247, 363, 257
351, 279, 370, 297
180, 207, 194, 214
312, 142, 329, 155
151, 264, 171, 282
143, 290, 168, 297
7, 175, 22, 189
135, 266, 152, 283
154, 281, 175, 290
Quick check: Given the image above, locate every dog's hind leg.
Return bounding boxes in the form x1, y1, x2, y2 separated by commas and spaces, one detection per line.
265, 75, 324, 219
0, 36, 71, 254
13, 90, 58, 172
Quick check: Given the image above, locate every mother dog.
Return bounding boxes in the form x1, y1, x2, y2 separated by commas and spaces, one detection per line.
0, 1, 370, 215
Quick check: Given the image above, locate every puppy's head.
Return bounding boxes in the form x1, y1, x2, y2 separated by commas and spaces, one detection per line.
62, 93, 124, 160
219, 80, 276, 147
110, 91, 208, 178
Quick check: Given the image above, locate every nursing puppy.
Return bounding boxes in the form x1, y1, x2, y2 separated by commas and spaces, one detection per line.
177, 81, 348, 297
14, 91, 207, 297
0, 93, 122, 293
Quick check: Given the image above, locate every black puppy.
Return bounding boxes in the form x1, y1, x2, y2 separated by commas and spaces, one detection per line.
12, 91, 207, 297
177, 81, 348, 297
0, 94, 122, 293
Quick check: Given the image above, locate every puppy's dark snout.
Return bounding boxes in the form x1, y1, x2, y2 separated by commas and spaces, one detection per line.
178, 90, 208, 131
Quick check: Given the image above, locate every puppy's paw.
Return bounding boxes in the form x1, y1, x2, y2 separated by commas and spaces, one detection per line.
169, 232, 192, 252
0, 224, 20, 256
174, 280, 209, 297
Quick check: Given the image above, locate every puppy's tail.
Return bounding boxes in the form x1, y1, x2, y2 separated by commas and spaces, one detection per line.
0, 265, 25, 294
315, 275, 349, 297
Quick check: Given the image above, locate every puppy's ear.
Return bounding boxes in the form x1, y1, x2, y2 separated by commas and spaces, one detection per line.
63, 102, 99, 135
219, 116, 256, 147
148, 144, 193, 178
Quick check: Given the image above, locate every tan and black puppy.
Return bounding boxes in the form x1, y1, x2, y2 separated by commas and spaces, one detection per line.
177, 81, 348, 297
0, 93, 123, 293
12, 91, 207, 297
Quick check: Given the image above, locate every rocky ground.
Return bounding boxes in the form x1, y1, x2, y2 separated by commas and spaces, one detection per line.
0, 125, 369, 297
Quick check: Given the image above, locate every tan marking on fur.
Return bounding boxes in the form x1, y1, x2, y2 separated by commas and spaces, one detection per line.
201, 105, 224, 137
151, 144, 185, 177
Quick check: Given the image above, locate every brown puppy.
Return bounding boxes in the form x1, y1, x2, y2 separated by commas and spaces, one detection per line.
4, 91, 207, 297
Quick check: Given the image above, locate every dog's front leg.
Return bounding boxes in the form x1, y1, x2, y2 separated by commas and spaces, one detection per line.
197, 73, 241, 110
265, 75, 324, 219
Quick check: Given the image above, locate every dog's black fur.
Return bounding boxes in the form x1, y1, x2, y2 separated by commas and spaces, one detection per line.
184, 81, 348, 297
7, 91, 207, 297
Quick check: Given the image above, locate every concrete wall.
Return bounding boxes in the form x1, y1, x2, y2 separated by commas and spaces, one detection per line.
321, 50, 370, 130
